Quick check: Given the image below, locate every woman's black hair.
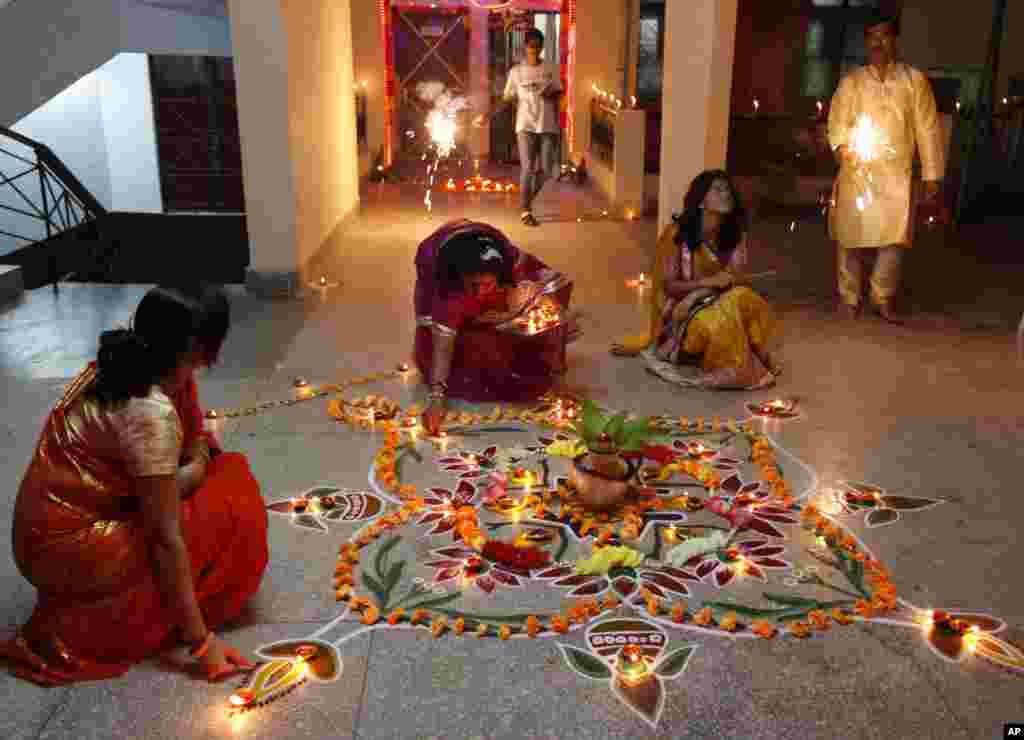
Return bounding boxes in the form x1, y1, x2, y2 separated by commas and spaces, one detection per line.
172, 283, 231, 366
94, 286, 205, 405
436, 229, 516, 299
525, 28, 545, 47
672, 169, 748, 260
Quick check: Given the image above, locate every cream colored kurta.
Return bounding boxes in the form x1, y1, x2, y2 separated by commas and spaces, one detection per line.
827, 63, 944, 249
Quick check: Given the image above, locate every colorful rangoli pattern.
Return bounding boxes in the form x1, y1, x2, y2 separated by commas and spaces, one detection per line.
230, 390, 1022, 728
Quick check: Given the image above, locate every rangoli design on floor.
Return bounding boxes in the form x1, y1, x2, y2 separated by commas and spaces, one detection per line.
227, 386, 1022, 728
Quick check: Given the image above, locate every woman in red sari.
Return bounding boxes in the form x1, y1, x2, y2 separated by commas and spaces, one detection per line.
413, 220, 577, 432
1, 285, 267, 686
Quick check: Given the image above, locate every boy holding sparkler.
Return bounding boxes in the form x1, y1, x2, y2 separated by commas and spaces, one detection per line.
827, 11, 944, 323
476, 29, 563, 227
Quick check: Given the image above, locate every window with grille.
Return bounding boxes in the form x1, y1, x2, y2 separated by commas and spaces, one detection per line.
802, 0, 895, 99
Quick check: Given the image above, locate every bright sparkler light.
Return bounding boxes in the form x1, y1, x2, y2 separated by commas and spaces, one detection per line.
850, 114, 881, 162
425, 109, 458, 158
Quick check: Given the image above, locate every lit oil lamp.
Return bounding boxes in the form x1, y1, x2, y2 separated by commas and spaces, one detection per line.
293, 378, 314, 400
229, 689, 255, 708
663, 526, 682, 544
617, 644, 654, 687
205, 409, 219, 419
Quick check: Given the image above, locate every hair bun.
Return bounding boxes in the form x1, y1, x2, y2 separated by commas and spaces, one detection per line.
95, 328, 154, 403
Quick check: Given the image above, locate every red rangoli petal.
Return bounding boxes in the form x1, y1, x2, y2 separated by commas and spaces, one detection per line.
434, 567, 460, 584
752, 557, 790, 569
714, 567, 736, 587
475, 576, 496, 593
536, 566, 574, 579
490, 569, 521, 587
696, 560, 719, 579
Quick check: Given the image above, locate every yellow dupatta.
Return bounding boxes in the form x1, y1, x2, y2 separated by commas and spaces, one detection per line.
612, 222, 681, 355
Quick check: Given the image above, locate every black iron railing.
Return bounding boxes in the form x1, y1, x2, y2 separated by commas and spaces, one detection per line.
0, 125, 107, 248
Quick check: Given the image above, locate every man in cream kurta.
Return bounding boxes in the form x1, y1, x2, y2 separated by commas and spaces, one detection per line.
827, 12, 945, 322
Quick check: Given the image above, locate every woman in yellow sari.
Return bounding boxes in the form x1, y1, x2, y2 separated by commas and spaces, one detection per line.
613, 170, 781, 389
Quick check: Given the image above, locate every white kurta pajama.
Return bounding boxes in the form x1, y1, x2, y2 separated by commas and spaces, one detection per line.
827, 63, 945, 306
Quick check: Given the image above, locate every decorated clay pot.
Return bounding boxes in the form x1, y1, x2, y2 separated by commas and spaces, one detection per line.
571, 453, 637, 512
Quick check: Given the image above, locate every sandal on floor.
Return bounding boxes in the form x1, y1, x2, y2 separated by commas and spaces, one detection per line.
521, 211, 539, 227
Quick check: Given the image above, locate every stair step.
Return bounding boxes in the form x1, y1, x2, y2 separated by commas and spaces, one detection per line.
0, 264, 25, 306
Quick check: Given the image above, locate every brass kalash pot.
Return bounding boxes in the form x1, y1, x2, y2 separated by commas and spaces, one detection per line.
570, 432, 638, 512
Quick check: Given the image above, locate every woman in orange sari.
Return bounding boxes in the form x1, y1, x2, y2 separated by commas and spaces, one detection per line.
612, 170, 781, 389
1, 286, 267, 685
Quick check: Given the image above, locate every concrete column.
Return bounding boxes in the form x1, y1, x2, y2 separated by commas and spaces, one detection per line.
572, 0, 628, 161
227, 0, 299, 292
469, 6, 491, 161
228, 0, 361, 296
657, 0, 738, 231
624, 0, 640, 99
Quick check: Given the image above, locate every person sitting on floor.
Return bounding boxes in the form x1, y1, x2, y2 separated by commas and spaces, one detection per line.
1, 286, 267, 686
612, 169, 782, 389
414, 219, 578, 433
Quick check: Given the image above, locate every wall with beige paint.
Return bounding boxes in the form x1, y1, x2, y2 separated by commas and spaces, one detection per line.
282, 0, 361, 273
351, 0, 386, 174
572, 0, 629, 160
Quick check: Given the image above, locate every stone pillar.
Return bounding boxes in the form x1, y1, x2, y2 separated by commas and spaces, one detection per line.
572, 0, 628, 162
469, 5, 491, 161
228, 0, 361, 296
657, 0, 738, 231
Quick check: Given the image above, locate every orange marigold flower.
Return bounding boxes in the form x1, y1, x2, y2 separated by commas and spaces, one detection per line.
645, 596, 660, 617
551, 615, 569, 634
719, 612, 738, 632
398, 484, 417, 498
601, 593, 620, 611
800, 504, 819, 520
380, 471, 397, 487
361, 605, 380, 625
788, 621, 811, 638
335, 561, 354, 576
335, 585, 353, 601
814, 517, 830, 533
808, 610, 831, 631
476, 622, 489, 638
410, 609, 429, 625
526, 616, 542, 638
499, 625, 512, 640
851, 550, 867, 561
694, 607, 714, 626
854, 599, 874, 618
334, 573, 354, 588
670, 603, 688, 623
752, 620, 777, 639
584, 598, 601, 618
453, 617, 466, 635
387, 608, 405, 625
832, 608, 854, 625
762, 467, 780, 483
430, 616, 448, 637
841, 535, 859, 551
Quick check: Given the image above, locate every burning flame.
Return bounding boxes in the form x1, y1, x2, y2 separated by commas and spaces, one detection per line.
425, 109, 458, 159
850, 114, 881, 163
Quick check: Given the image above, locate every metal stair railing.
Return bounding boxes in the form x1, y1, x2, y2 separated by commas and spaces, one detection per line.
0, 125, 110, 282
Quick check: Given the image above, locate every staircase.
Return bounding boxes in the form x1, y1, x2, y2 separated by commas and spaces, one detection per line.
0, 126, 249, 291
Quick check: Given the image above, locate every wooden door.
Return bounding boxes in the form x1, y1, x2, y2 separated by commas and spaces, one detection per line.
149, 55, 245, 212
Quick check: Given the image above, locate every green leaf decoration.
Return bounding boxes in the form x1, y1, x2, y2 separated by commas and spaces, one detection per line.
655, 645, 697, 679
762, 593, 822, 607
603, 413, 627, 447
558, 644, 612, 680
362, 571, 387, 607
702, 600, 813, 621
406, 591, 463, 611
374, 535, 402, 583
579, 399, 607, 446
380, 561, 406, 609
620, 416, 655, 452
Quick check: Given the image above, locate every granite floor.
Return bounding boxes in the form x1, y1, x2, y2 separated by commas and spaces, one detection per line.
1, 177, 1023, 740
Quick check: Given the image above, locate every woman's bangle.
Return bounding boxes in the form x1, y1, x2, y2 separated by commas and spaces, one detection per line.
188, 631, 213, 659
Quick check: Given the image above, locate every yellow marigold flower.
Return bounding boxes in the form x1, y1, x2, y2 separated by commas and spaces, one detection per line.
694, 607, 714, 626
430, 616, 448, 637
719, 612, 738, 632
645, 596, 660, 617
398, 484, 417, 498
808, 610, 831, 631
601, 593, 620, 612
361, 605, 380, 625
334, 573, 354, 588
453, 617, 466, 635
831, 608, 854, 625
387, 608, 405, 625
499, 625, 512, 640
476, 622, 489, 638
335, 585, 353, 602
788, 621, 811, 638
752, 620, 777, 639
526, 616, 542, 638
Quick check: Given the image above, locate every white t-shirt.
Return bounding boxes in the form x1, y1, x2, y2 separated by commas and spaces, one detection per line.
504, 62, 562, 134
